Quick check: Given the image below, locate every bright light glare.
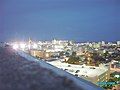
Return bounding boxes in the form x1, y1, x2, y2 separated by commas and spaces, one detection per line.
20, 43, 26, 49
33, 43, 38, 49
13, 44, 19, 50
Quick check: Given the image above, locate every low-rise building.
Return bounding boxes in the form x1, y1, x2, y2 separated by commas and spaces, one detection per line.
48, 61, 110, 85
30, 50, 54, 59
110, 60, 120, 72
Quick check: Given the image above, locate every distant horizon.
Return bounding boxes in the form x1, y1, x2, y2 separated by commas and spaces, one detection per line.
5, 38, 120, 43
1, 36, 120, 43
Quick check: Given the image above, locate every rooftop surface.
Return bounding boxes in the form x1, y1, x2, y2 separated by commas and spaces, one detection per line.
48, 61, 108, 77
0, 46, 103, 90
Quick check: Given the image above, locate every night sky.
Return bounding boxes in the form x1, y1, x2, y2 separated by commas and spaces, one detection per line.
0, 0, 120, 42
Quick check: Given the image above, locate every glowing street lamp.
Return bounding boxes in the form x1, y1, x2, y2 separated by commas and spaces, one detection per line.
12, 44, 19, 50
20, 43, 26, 50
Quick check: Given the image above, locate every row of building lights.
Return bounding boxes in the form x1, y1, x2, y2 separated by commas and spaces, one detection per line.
12, 43, 38, 50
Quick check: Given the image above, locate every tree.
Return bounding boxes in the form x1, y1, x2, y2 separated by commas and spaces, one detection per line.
59, 51, 65, 56
72, 52, 76, 57
66, 52, 81, 64
103, 51, 109, 58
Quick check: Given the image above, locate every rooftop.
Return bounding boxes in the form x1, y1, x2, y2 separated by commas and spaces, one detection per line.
0, 46, 103, 90
48, 61, 108, 77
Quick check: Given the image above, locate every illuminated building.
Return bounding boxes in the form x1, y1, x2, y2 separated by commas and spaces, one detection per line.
48, 61, 110, 85
110, 60, 120, 72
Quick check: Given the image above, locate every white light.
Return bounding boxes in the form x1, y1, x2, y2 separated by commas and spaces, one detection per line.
20, 43, 26, 50
33, 43, 38, 49
115, 75, 120, 78
46, 53, 49, 57
28, 44, 31, 50
13, 44, 19, 50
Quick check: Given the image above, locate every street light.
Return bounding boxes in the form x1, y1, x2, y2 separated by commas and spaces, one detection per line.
12, 44, 19, 50
20, 43, 26, 50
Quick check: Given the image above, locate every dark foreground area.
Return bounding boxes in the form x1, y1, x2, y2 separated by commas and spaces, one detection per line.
0, 47, 85, 90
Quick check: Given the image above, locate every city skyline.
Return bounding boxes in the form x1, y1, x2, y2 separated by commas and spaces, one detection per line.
0, 0, 120, 42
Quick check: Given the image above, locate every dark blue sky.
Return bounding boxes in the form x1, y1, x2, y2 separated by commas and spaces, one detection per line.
0, 0, 120, 42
